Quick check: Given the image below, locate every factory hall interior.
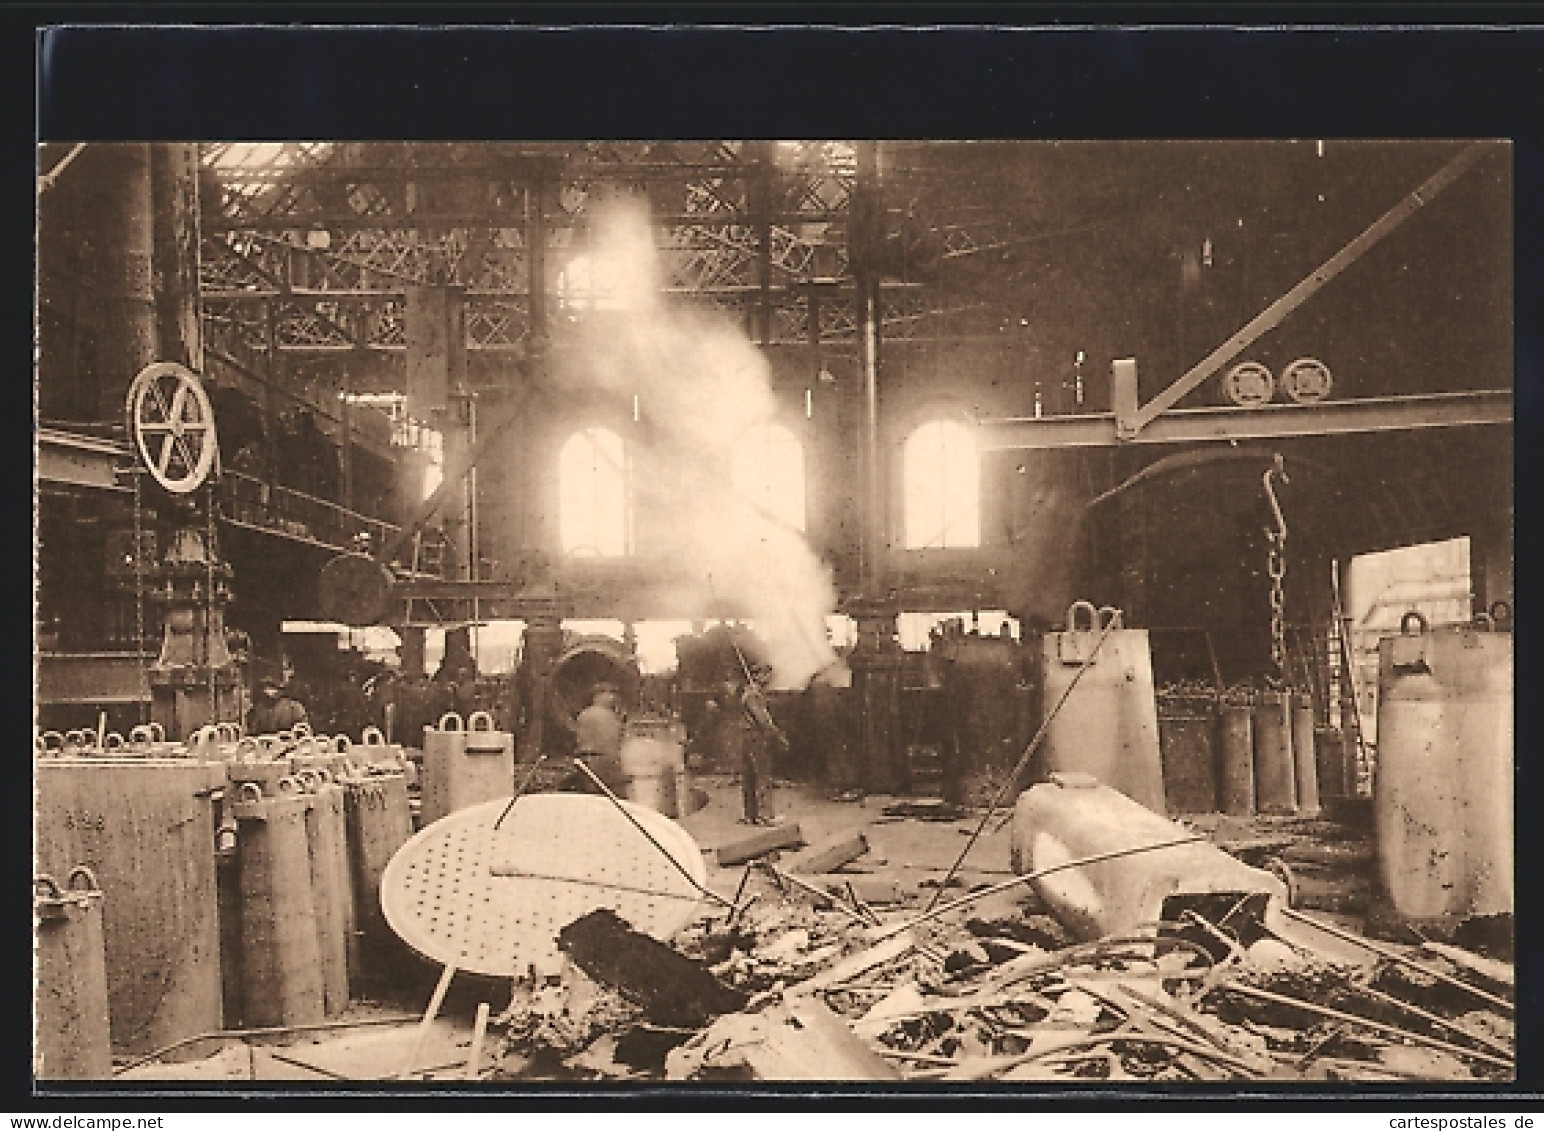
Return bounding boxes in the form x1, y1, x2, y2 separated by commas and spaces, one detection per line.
33, 140, 1514, 1087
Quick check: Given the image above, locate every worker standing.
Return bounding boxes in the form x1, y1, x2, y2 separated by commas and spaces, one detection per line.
729, 672, 788, 825
248, 675, 309, 735
566, 682, 627, 793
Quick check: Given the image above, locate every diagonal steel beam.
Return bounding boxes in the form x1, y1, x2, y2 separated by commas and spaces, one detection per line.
379, 387, 532, 566
1124, 143, 1490, 438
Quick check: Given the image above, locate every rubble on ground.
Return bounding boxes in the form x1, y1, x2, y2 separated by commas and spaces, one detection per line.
471, 854, 1514, 1083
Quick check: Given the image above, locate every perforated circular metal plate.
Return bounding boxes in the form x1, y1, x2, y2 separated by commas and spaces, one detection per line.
379, 794, 707, 977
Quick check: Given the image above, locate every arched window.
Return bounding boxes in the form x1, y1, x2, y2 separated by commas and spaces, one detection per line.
903, 419, 980, 549
558, 255, 628, 313
730, 422, 806, 532
559, 427, 630, 556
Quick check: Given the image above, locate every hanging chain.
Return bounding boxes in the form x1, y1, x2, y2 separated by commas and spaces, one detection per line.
1267, 527, 1287, 681
1263, 456, 1290, 687
206, 480, 217, 720
133, 468, 149, 725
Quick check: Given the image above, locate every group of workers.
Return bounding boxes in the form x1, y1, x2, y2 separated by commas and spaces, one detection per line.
571, 673, 786, 824
245, 662, 785, 825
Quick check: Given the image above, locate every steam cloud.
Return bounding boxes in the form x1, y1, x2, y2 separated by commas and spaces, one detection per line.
567, 198, 843, 689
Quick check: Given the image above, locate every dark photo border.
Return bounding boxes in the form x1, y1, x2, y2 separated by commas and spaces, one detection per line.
18, 9, 1544, 1111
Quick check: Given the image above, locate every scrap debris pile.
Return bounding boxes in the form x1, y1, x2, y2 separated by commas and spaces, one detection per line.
476, 848, 1514, 1084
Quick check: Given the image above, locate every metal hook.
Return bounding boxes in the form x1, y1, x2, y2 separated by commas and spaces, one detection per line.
1262, 454, 1289, 540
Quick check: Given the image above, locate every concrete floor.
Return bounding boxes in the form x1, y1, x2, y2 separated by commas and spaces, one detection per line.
680, 772, 1018, 900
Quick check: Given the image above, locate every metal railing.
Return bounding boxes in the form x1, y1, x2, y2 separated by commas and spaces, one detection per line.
223, 470, 399, 553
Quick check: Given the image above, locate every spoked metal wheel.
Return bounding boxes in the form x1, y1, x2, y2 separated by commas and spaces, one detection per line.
125, 362, 219, 494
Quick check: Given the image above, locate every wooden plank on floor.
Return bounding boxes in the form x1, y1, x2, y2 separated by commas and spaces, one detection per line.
715, 823, 805, 866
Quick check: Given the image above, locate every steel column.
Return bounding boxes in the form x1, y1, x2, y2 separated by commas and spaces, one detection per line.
853, 143, 886, 598
85, 144, 159, 418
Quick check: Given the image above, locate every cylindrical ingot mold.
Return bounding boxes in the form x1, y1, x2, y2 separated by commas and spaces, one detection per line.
1292, 694, 1321, 817
35, 758, 225, 1055
343, 772, 413, 987
1375, 617, 1513, 922
1035, 602, 1166, 814
1252, 691, 1298, 815
299, 776, 351, 1016
420, 711, 515, 825
34, 870, 112, 1079
1217, 704, 1256, 816
231, 781, 325, 1027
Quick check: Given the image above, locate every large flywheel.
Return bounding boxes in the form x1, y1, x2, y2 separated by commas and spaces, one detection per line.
125, 362, 220, 494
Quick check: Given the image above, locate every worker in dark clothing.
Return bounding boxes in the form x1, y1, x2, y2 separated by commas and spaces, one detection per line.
562, 683, 627, 794
248, 676, 309, 735
726, 673, 788, 824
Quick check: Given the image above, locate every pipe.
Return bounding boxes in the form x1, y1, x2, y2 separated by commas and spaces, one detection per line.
113, 1014, 420, 1075
1279, 907, 1513, 1015
1216, 981, 1512, 1071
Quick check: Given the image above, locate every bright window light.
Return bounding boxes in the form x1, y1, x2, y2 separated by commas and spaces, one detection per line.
825, 614, 857, 650
904, 419, 980, 549
565, 619, 627, 640
560, 428, 630, 556
730, 423, 806, 532
474, 620, 526, 675
558, 254, 634, 313
634, 619, 694, 675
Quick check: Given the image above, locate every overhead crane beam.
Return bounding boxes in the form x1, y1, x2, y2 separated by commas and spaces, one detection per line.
977, 390, 1512, 451
201, 281, 923, 301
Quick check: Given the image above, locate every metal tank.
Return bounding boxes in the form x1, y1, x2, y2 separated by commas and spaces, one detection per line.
1034, 601, 1166, 813
1010, 772, 1288, 941
35, 755, 226, 1055
420, 710, 516, 825
1374, 611, 1513, 923
34, 869, 112, 1079
1252, 690, 1298, 814
1217, 700, 1256, 815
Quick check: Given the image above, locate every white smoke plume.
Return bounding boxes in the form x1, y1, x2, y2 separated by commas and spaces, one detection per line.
566, 197, 842, 689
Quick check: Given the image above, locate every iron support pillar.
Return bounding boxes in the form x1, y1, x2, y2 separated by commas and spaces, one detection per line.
80, 143, 158, 418
848, 596, 905, 794
148, 143, 205, 373
852, 142, 887, 598
518, 593, 564, 759
399, 626, 427, 679
146, 514, 242, 740
437, 626, 476, 683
